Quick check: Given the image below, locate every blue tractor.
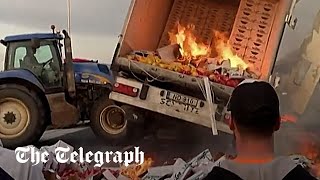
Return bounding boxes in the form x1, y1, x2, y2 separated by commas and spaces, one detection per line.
0, 26, 129, 148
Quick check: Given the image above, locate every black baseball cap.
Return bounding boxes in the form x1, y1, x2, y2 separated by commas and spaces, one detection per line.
228, 80, 280, 131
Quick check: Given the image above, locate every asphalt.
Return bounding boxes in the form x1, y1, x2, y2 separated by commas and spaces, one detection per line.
37, 118, 234, 167
36, 116, 320, 168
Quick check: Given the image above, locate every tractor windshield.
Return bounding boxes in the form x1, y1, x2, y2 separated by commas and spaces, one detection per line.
6, 39, 63, 89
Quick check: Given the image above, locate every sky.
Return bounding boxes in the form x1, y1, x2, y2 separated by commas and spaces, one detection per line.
0, 0, 131, 67
0, 0, 319, 69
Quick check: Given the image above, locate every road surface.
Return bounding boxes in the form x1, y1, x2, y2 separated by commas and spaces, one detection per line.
35, 117, 320, 168
37, 118, 234, 167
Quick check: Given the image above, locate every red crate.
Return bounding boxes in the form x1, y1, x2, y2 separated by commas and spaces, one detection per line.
250, 29, 268, 39
244, 0, 260, 5
158, 0, 239, 53
248, 60, 263, 72
229, 34, 249, 47
258, 0, 278, 12
232, 46, 247, 58
238, 9, 255, 21
236, 17, 254, 27
238, 0, 257, 14
157, 0, 279, 77
247, 40, 267, 53
256, 4, 277, 19
244, 47, 264, 62
250, 35, 268, 45
234, 27, 252, 38
251, 22, 272, 35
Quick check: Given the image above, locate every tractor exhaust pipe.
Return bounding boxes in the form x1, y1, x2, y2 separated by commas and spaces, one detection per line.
62, 30, 73, 62
62, 30, 76, 98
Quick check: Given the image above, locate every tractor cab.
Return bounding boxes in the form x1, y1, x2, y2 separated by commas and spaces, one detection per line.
3, 33, 63, 90
0, 26, 76, 98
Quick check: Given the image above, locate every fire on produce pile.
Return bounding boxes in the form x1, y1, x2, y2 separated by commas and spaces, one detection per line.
31, 141, 319, 179
105, 149, 320, 180
119, 157, 154, 180
126, 22, 261, 88
298, 133, 320, 178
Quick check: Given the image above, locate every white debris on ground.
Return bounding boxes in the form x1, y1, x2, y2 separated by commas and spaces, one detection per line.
26, 140, 225, 180
1, 140, 318, 180
103, 149, 222, 180
103, 152, 320, 180
290, 155, 313, 169
290, 155, 320, 179
0, 141, 46, 180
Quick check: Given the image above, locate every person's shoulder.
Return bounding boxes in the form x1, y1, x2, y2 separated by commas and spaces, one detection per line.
0, 167, 14, 180
203, 165, 317, 180
283, 165, 318, 180
203, 166, 244, 180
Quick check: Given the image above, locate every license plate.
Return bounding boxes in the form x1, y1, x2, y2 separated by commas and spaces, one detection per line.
166, 91, 198, 107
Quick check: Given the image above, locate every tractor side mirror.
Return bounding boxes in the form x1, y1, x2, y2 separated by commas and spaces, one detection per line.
0, 39, 7, 46
31, 39, 40, 50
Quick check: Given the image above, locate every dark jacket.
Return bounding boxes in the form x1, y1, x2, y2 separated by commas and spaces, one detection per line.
0, 167, 14, 180
204, 157, 317, 180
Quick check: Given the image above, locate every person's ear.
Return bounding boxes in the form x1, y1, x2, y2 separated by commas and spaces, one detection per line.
274, 117, 281, 131
229, 117, 235, 131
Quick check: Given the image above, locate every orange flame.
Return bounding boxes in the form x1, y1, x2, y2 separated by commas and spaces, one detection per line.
169, 23, 210, 59
311, 163, 320, 178
298, 133, 320, 178
214, 31, 248, 69
280, 114, 297, 123
302, 143, 320, 177
168, 22, 248, 70
120, 158, 153, 180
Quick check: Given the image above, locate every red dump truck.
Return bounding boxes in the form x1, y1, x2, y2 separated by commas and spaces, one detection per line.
92, 0, 299, 142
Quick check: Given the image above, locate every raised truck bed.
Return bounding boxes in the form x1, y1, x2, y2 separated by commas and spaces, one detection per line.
112, 0, 294, 101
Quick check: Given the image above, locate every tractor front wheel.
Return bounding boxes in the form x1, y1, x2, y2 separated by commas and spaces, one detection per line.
90, 97, 145, 144
90, 98, 128, 144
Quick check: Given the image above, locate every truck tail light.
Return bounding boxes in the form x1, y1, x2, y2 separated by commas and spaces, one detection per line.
113, 83, 139, 97
224, 113, 231, 124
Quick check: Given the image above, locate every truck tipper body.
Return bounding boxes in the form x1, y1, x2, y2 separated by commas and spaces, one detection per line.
109, 0, 298, 134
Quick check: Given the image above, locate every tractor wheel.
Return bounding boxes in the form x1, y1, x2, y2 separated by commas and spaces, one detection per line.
90, 98, 127, 144
90, 97, 144, 144
0, 84, 47, 149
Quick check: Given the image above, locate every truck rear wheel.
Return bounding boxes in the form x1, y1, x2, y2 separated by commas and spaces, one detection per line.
90, 97, 144, 144
0, 84, 47, 149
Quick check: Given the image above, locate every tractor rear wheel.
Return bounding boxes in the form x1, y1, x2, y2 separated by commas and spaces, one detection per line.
0, 84, 47, 149
90, 96, 145, 144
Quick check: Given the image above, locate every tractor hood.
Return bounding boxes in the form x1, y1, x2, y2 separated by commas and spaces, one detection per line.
73, 61, 114, 85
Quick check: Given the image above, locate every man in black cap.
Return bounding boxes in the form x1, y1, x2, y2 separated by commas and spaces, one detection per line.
204, 80, 317, 180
